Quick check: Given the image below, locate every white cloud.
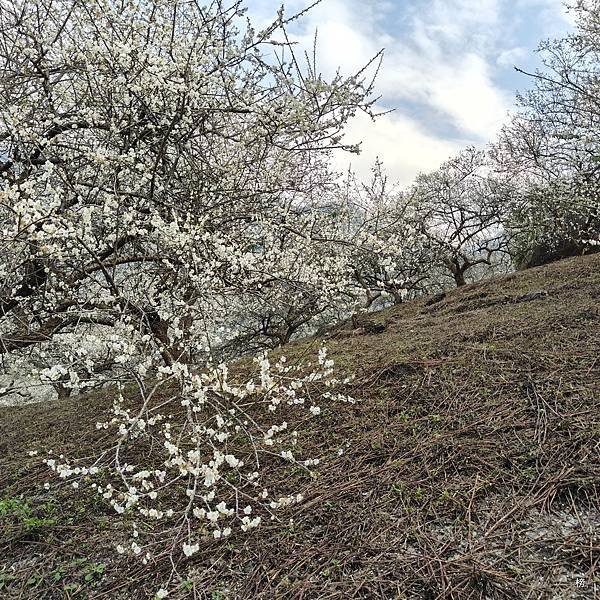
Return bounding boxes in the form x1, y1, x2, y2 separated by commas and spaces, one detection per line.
288, 0, 513, 157
380, 0, 513, 139
372, 49, 513, 140
497, 46, 528, 67
514, 0, 577, 29
332, 111, 465, 187
243, 0, 573, 185
415, 0, 501, 46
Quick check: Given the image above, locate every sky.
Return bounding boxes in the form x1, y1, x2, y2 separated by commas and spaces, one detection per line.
245, 0, 576, 186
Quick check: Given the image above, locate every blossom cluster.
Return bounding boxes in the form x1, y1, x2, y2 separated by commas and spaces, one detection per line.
42, 345, 353, 577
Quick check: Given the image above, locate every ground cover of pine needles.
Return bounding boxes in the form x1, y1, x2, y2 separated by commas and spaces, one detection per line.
1, 253, 599, 599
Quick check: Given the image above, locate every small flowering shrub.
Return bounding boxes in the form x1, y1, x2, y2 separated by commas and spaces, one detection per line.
42, 345, 354, 591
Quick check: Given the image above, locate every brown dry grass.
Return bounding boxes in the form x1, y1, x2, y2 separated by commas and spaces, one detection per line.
1, 253, 599, 599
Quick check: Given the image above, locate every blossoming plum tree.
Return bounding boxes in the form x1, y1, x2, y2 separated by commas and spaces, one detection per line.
0, 0, 374, 591
339, 163, 440, 307
491, 1, 600, 262
0, 0, 379, 386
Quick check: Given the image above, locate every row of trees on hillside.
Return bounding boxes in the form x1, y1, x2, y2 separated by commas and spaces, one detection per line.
2, 0, 600, 400
347, 0, 600, 309
1, 0, 599, 590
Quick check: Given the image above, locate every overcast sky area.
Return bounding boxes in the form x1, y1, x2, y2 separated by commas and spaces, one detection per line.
245, 0, 575, 186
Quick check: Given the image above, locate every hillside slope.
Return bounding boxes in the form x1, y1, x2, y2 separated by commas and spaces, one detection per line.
1, 254, 599, 599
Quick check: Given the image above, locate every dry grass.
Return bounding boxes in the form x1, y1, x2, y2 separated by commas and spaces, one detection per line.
1, 253, 599, 599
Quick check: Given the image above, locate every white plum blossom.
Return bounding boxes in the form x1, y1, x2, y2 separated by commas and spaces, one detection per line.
182, 543, 199, 557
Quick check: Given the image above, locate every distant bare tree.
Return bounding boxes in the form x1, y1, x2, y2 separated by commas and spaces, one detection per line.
410, 148, 510, 287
